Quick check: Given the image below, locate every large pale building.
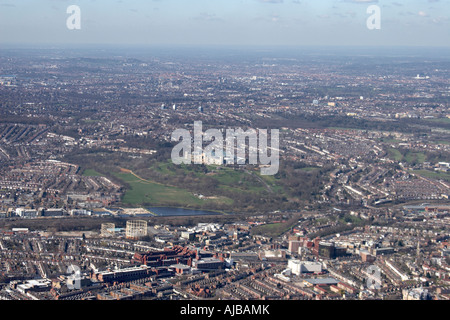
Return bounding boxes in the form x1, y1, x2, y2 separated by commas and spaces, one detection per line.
288, 260, 322, 276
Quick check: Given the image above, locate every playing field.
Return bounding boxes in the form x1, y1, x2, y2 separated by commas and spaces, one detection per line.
410, 170, 450, 183
114, 171, 234, 207
114, 172, 204, 206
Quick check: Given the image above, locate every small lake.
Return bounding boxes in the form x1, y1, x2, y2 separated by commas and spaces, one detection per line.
147, 207, 222, 217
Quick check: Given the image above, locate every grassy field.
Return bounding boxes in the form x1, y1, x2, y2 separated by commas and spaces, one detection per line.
66, 151, 296, 211
339, 214, 364, 225
111, 161, 293, 210
431, 140, 450, 146
251, 216, 300, 237
300, 167, 320, 172
152, 162, 175, 176
388, 148, 427, 164
114, 171, 234, 207
82, 169, 104, 177
213, 168, 245, 185
379, 137, 402, 144
405, 152, 426, 164
388, 148, 403, 161
410, 170, 450, 183
425, 118, 450, 125
250, 223, 290, 237
255, 171, 286, 194
151, 162, 196, 177
114, 172, 203, 206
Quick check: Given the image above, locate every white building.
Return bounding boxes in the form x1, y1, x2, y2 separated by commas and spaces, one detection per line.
15, 208, 38, 218
16, 279, 51, 294
288, 260, 322, 276
403, 288, 431, 300
70, 209, 92, 216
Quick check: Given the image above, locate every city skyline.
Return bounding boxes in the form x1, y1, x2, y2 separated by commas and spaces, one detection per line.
0, 0, 449, 47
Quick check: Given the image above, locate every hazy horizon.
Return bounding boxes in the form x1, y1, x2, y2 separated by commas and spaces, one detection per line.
2, 44, 450, 62
0, 0, 449, 47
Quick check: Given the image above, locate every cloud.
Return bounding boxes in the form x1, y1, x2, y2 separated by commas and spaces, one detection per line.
193, 12, 223, 22
344, 0, 378, 3
257, 0, 284, 3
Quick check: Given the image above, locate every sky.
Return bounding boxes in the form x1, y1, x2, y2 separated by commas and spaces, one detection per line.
0, 0, 449, 47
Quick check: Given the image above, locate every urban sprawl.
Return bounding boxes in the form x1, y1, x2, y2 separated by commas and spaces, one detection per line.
0, 47, 449, 301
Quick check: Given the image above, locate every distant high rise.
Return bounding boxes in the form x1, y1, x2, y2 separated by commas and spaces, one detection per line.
288, 240, 301, 254
416, 241, 421, 264
173, 104, 177, 110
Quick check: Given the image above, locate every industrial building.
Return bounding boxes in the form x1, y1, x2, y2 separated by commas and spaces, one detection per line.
12, 279, 51, 294
192, 257, 225, 271
43, 208, 65, 217
92, 266, 153, 283
169, 263, 191, 275
303, 278, 339, 287
133, 245, 198, 267
15, 208, 38, 218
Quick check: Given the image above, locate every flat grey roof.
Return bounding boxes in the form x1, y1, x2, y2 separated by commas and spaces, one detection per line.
305, 278, 338, 285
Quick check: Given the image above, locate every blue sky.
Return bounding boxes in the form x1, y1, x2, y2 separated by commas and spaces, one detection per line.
0, 0, 449, 46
